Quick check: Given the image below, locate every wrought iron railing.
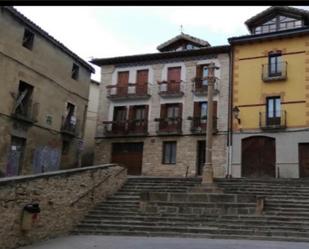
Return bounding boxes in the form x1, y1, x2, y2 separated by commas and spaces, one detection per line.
106, 83, 151, 98
157, 81, 184, 96
61, 115, 79, 136
259, 110, 287, 129
188, 116, 218, 133
262, 62, 287, 82
154, 117, 182, 134
102, 119, 148, 136
191, 77, 219, 95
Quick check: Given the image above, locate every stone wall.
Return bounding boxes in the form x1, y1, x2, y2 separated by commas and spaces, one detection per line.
0, 164, 127, 249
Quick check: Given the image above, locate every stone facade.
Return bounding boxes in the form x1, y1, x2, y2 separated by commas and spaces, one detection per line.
0, 7, 94, 177
94, 45, 230, 177
0, 164, 127, 249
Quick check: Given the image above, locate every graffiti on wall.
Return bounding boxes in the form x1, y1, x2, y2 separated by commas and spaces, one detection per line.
32, 146, 61, 173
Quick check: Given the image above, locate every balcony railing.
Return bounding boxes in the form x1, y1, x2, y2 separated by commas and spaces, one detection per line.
188, 116, 218, 134
11, 102, 39, 124
192, 77, 219, 96
158, 81, 184, 97
259, 110, 287, 130
61, 115, 79, 136
102, 119, 148, 137
106, 83, 151, 100
262, 62, 287, 82
155, 117, 182, 135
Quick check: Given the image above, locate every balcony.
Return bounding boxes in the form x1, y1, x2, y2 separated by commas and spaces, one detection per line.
158, 81, 184, 97
188, 116, 218, 134
192, 77, 219, 96
102, 120, 148, 137
106, 83, 151, 101
259, 110, 287, 130
262, 62, 287, 82
11, 102, 39, 124
60, 116, 79, 136
155, 117, 182, 135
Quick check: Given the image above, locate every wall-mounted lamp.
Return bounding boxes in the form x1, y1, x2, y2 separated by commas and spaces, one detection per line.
232, 106, 241, 124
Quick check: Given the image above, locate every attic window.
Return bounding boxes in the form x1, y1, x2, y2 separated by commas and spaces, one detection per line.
22, 29, 34, 50
72, 63, 79, 80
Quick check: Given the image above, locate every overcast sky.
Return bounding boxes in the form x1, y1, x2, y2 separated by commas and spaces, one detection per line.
14, 6, 307, 81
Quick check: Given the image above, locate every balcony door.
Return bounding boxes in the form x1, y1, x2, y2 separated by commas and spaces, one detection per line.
129, 105, 148, 133
117, 71, 129, 97
268, 53, 282, 77
266, 97, 281, 126
136, 70, 148, 96
167, 67, 181, 93
113, 106, 127, 133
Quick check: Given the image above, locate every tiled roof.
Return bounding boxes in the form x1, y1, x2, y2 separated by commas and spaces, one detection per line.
157, 33, 210, 52
3, 6, 95, 73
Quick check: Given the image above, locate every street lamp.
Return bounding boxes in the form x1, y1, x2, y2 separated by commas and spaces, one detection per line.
202, 62, 219, 184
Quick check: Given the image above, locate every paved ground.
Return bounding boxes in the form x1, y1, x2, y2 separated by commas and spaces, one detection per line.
21, 235, 309, 249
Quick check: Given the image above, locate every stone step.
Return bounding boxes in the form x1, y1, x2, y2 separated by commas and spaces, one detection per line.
74, 223, 309, 238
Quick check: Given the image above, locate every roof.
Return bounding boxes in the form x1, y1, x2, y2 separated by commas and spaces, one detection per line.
91, 79, 100, 85
91, 45, 230, 66
228, 26, 309, 45
3, 6, 95, 73
157, 33, 210, 52
245, 6, 309, 30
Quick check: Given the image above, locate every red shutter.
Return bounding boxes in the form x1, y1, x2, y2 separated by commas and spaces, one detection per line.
196, 65, 203, 78
144, 105, 149, 120
193, 102, 200, 118
160, 104, 166, 119
128, 106, 135, 121
167, 67, 181, 82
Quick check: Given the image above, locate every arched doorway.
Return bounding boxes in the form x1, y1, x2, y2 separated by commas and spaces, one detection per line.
241, 136, 276, 178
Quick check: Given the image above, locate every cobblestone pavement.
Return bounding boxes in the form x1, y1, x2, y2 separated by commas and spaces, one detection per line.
21, 235, 309, 249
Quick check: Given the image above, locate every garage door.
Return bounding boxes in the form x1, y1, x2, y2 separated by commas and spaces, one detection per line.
111, 142, 143, 175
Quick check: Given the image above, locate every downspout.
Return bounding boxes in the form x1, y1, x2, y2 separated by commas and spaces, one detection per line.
227, 43, 234, 177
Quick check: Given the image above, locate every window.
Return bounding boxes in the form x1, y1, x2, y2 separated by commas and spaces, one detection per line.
167, 104, 180, 125
14, 81, 33, 117
113, 106, 127, 122
268, 53, 282, 77
72, 63, 79, 80
202, 66, 209, 86
163, 141, 176, 164
22, 29, 34, 50
267, 97, 281, 118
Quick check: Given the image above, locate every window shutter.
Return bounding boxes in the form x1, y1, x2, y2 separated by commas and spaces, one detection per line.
144, 105, 149, 121
160, 104, 166, 119
193, 102, 200, 117
196, 65, 203, 78
178, 103, 183, 118
128, 106, 135, 121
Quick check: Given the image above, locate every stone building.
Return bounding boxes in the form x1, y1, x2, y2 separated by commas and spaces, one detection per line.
0, 7, 94, 176
82, 79, 100, 166
92, 33, 230, 177
229, 6, 309, 178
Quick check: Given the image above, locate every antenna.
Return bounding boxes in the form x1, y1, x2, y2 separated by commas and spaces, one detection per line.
180, 24, 184, 34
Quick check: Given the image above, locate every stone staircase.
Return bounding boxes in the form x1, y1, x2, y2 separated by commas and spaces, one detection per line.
72, 177, 309, 242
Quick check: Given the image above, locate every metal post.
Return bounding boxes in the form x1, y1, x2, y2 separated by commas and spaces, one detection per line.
202, 62, 217, 184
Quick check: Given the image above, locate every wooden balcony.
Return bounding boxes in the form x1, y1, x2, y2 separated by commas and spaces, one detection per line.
158, 81, 184, 97
262, 62, 287, 82
106, 83, 151, 101
259, 110, 287, 130
102, 120, 148, 137
191, 77, 219, 96
155, 117, 182, 135
188, 116, 218, 134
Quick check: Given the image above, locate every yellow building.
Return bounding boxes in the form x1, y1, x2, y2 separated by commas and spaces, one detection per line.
229, 6, 309, 178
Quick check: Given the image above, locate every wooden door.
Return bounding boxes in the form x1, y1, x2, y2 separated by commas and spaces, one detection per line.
112, 106, 127, 133
299, 143, 309, 178
167, 67, 181, 93
136, 70, 148, 96
242, 136, 276, 178
117, 71, 129, 96
196, 141, 206, 176
111, 143, 143, 175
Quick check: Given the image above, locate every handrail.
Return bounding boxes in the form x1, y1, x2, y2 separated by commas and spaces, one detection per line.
70, 167, 126, 207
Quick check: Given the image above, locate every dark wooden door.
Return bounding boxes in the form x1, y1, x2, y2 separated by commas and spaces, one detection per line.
167, 67, 181, 93
299, 143, 309, 178
111, 143, 143, 175
117, 71, 129, 96
242, 136, 276, 178
196, 141, 206, 176
136, 70, 148, 96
